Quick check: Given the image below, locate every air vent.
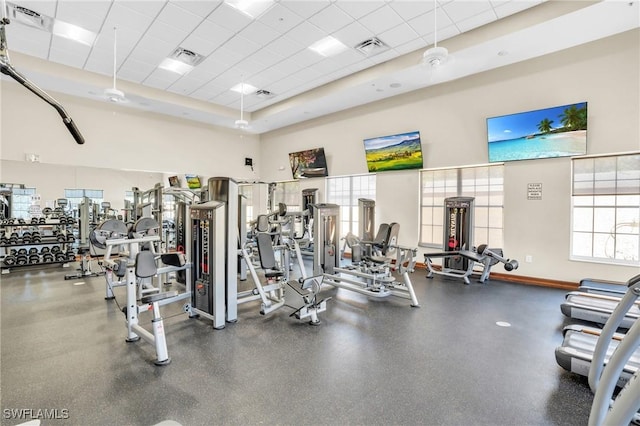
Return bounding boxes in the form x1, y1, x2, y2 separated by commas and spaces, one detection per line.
7, 2, 52, 31
168, 47, 205, 67
256, 89, 275, 98
354, 37, 388, 56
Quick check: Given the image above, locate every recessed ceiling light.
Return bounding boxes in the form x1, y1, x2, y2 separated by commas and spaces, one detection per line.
231, 83, 258, 94
225, 0, 274, 18
309, 36, 348, 57
159, 58, 194, 75
390, 83, 402, 89
53, 20, 97, 46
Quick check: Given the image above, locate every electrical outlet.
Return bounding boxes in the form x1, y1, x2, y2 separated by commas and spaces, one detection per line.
525, 255, 533, 263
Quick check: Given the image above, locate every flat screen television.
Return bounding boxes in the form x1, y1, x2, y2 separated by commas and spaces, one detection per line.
185, 174, 201, 189
289, 147, 329, 179
363, 130, 424, 172
487, 102, 587, 163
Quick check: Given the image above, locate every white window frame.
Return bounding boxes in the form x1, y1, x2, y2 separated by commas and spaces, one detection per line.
10, 187, 37, 219
570, 152, 640, 266
273, 181, 301, 212
64, 189, 104, 214
325, 174, 376, 238
420, 164, 504, 249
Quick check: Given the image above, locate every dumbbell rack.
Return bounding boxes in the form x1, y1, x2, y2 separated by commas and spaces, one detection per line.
0, 217, 76, 274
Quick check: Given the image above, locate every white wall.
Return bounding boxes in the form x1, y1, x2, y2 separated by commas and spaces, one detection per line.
0, 82, 261, 180
259, 30, 640, 283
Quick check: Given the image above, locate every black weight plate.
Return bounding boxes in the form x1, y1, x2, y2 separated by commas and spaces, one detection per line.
28, 247, 38, 255
16, 255, 28, 265
43, 253, 54, 262
29, 254, 40, 264
17, 248, 27, 255
55, 253, 67, 262
51, 246, 61, 254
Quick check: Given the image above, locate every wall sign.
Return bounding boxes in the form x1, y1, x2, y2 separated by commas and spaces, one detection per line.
527, 183, 542, 200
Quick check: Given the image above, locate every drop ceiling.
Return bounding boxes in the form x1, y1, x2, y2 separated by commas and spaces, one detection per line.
1, 0, 639, 134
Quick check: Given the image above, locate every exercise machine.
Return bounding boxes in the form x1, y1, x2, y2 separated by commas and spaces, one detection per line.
588, 273, 640, 425
313, 203, 419, 307
424, 245, 519, 285
98, 218, 196, 365
560, 290, 639, 329
0, 5, 84, 144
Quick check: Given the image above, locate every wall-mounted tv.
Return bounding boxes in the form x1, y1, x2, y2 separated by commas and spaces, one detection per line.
487, 102, 587, 163
363, 130, 424, 172
289, 147, 328, 179
185, 174, 202, 189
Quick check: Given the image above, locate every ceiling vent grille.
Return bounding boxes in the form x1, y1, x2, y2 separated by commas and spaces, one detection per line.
354, 37, 388, 56
256, 89, 275, 98
168, 47, 205, 67
6, 2, 52, 31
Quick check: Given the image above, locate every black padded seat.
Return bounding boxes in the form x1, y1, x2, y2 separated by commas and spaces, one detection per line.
256, 232, 284, 279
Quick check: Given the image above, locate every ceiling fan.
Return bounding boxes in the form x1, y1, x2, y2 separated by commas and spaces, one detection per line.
422, 0, 449, 68
103, 26, 127, 103
235, 82, 249, 130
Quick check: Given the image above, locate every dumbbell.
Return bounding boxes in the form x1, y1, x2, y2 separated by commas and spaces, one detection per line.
17, 218, 25, 225
38, 217, 46, 225
40, 246, 50, 254
56, 234, 67, 243
31, 232, 41, 243
17, 248, 28, 256
1, 236, 8, 245
55, 252, 67, 262
59, 216, 67, 224
3, 255, 16, 266
42, 207, 52, 216
9, 249, 17, 256
30, 217, 39, 225
42, 253, 54, 263
67, 234, 75, 243
16, 255, 28, 265
9, 232, 19, 244
51, 246, 62, 254
8, 218, 15, 225
28, 254, 40, 264
28, 247, 38, 255
66, 217, 76, 226
22, 232, 32, 244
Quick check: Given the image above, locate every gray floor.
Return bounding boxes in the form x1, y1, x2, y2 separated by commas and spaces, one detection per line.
1, 262, 594, 426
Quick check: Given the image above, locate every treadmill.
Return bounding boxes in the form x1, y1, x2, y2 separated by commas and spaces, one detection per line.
577, 277, 628, 296
560, 291, 640, 329
556, 274, 640, 387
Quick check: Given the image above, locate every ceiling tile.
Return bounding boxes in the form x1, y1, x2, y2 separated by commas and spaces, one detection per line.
145, 20, 190, 47
378, 23, 420, 48
267, 35, 305, 57
442, 0, 493, 22
268, 74, 305, 95
258, 3, 305, 33
55, 2, 110, 32
289, 48, 323, 68
308, 4, 355, 34
166, 75, 208, 96
247, 47, 286, 69
105, 2, 156, 32
285, 21, 326, 48
455, 9, 498, 33
156, 2, 204, 30
289, 66, 324, 83
335, 1, 385, 20
171, 1, 223, 18
118, 59, 157, 82
389, 0, 435, 21
494, 0, 542, 19
206, 2, 253, 33
311, 58, 339, 75
129, 35, 175, 63
333, 21, 375, 48
118, 1, 167, 19
84, 53, 115, 77
181, 34, 219, 57
358, 4, 405, 34
408, 8, 453, 38
143, 68, 182, 90
3, 24, 51, 59
279, 0, 330, 19
394, 38, 427, 55
220, 34, 262, 58
239, 21, 282, 48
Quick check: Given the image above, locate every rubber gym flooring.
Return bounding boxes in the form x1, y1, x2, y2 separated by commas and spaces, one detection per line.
1, 263, 594, 426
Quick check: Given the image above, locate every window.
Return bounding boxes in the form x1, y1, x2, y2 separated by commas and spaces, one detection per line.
238, 184, 256, 227
326, 174, 376, 237
10, 187, 37, 219
273, 181, 301, 211
571, 153, 640, 265
64, 189, 104, 213
420, 164, 504, 248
